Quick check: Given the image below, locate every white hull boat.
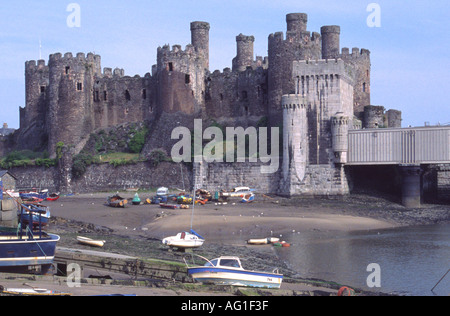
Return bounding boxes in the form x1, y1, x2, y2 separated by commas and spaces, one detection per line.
162, 230, 205, 249
77, 236, 106, 248
247, 237, 280, 245
186, 256, 283, 289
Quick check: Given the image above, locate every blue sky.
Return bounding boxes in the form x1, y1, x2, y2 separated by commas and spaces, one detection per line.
0, 0, 449, 128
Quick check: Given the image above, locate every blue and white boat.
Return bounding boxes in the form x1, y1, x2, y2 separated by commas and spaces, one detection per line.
0, 202, 59, 273
19, 189, 49, 201
19, 203, 51, 227
186, 256, 283, 289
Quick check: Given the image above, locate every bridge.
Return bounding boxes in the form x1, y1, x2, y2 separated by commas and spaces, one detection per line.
346, 126, 450, 207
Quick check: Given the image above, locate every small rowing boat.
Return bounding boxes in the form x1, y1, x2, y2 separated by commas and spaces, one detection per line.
107, 195, 128, 208
247, 237, 280, 245
160, 203, 179, 210
241, 193, 255, 203
0, 285, 71, 297
46, 193, 60, 202
77, 236, 106, 248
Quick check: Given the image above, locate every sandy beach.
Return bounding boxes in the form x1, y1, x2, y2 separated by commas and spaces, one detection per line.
49, 193, 402, 241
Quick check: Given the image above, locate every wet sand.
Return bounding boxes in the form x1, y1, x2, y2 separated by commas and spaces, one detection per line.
48, 193, 400, 241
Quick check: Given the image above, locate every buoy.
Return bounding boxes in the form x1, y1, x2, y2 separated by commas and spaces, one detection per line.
338, 286, 356, 296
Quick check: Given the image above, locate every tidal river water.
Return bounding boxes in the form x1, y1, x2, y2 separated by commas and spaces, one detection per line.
275, 223, 450, 296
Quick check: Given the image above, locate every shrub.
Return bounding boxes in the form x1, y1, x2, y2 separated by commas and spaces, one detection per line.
72, 152, 96, 178
128, 126, 149, 153
148, 149, 170, 167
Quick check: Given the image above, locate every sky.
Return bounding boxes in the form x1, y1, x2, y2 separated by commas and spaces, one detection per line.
0, 0, 449, 129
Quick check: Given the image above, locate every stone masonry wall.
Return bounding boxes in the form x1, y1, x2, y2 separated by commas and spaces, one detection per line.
10, 162, 192, 194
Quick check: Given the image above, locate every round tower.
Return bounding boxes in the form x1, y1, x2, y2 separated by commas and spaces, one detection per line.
190, 21, 210, 69
321, 25, 341, 59
281, 94, 308, 196
232, 34, 255, 72
331, 112, 350, 164
286, 13, 308, 34
47, 52, 98, 157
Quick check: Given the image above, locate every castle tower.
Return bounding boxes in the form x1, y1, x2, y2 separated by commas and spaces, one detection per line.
190, 21, 210, 69
232, 34, 255, 72
321, 26, 341, 59
18, 59, 50, 150
341, 48, 371, 118
268, 13, 322, 125
281, 94, 308, 196
286, 13, 308, 35
47, 52, 101, 157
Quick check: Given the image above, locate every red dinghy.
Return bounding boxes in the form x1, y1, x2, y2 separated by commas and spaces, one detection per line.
47, 193, 60, 202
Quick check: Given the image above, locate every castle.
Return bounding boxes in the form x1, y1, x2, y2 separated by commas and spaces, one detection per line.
12, 13, 402, 196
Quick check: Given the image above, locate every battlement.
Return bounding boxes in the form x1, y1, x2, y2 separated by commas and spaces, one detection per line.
157, 44, 196, 58
293, 59, 356, 85
25, 59, 49, 71
49, 52, 101, 64
340, 47, 371, 59
268, 30, 320, 45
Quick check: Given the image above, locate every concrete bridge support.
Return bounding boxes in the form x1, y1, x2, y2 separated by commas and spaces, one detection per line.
400, 165, 423, 208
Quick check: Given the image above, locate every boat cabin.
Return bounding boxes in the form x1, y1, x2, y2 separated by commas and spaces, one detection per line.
205, 257, 244, 270
231, 187, 250, 193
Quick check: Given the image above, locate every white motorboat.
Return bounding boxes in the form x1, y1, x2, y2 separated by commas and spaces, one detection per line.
162, 230, 205, 249
186, 256, 283, 289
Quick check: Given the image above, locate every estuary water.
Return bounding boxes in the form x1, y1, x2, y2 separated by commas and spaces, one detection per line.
275, 223, 450, 296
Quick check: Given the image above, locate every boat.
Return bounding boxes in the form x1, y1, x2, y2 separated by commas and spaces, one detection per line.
160, 203, 179, 210
247, 237, 280, 245
77, 236, 105, 248
186, 255, 283, 289
162, 230, 205, 249
19, 189, 49, 201
46, 193, 60, 202
0, 285, 71, 297
196, 189, 212, 201
221, 187, 253, 198
241, 193, 255, 203
132, 193, 141, 205
273, 241, 291, 248
107, 194, 128, 208
0, 198, 60, 273
19, 203, 51, 227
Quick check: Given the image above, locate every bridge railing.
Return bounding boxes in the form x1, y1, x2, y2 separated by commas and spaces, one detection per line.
347, 126, 450, 165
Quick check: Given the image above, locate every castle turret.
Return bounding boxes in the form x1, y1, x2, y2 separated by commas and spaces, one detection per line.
190, 21, 210, 69
281, 94, 308, 196
331, 112, 350, 164
47, 52, 101, 157
232, 34, 255, 72
286, 13, 308, 34
321, 25, 341, 59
